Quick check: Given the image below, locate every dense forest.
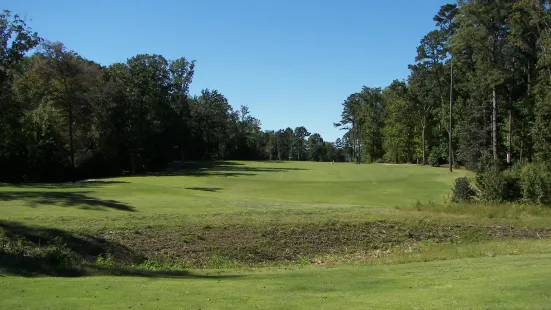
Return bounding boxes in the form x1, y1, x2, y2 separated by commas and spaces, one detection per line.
336, 1, 551, 171
2, 1, 551, 182
0, 10, 346, 182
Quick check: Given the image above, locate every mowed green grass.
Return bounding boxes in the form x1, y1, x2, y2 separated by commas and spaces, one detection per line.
0, 161, 470, 228
3, 161, 551, 309
1, 253, 551, 309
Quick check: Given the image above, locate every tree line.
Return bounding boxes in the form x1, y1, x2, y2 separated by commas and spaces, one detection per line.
4, 1, 551, 183
0, 10, 346, 182
335, 1, 551, 171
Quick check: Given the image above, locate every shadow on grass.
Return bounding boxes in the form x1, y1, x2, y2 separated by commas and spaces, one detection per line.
0, 220, 241, 279
1, 180, 129, 189
0, 220, 141, 262
0, 191, 134, 212
90, 267, 243, 279
186, 187, 223, 192
144, 161, 309, 178
1, 161, 308, 185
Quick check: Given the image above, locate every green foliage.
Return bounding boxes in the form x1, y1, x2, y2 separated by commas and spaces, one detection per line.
476, 166, 508, 203
502, 169, 522, 203
428, 147, 444, 167
3, 1, 551, 181
472, 161, 551, 205
451, 177, 475, 203
329, 1, 551, 171
95, 253, 118, 268
0, 10, 41, 72
533, 87, 551, 163
0, 9, 349, 181
410, 201, 551, 219
335, 88, 384, 164
0, 234, 81, 276
476, 164, 523, 203
520, 163, 551, 205
382, 80, 415, 163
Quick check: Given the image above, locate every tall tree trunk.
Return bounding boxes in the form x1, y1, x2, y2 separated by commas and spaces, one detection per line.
422, 116, 427, 165
358, 124, 362, 164
68, 102, 75, 182
492, 87, 498, 161
351, 121, 356, 163
180, 143, 185, 163
353, 130, 356, 163
535, 3, 551, 82
520, 140, 524, 163
369, 135, 375, 163
130, 152, 136, 175
62, 74, 76, 182
407, 133, 412, 163
507, 110, 512, 164
449, 62, 454, 172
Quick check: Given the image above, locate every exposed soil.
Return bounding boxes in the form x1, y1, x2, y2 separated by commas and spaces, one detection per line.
3, 218, 550, 272
103, 221, 551, 267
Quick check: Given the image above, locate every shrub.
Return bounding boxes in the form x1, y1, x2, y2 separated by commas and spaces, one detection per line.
476, 166, 507, 203
428, 151, 442, 167
428, 146, 446, 167
475, 165, 520, 203
502, 169, 522, 202
475, 150, 495, 173
451, 177, 476, 202
520, 163, 551, 205
95, 253, 118, 268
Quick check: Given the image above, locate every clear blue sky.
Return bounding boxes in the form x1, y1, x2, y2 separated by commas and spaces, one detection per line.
7, 0, 451, 141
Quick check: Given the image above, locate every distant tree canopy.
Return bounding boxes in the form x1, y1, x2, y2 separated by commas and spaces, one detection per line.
0, 9, 345, 182
3, 1, 551, 182
335, 1, 551, 170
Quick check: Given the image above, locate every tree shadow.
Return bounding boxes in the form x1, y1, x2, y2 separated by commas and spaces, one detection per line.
90, 266, 243, 279
156, 171, 257, 177
186, 187, 223, 192
0, 191, 135, 212
182, 161, 246, 169
0, 219, 141, 277
0, 220, 241, 279
144, 161, 309, 178
1, 180, 129, 189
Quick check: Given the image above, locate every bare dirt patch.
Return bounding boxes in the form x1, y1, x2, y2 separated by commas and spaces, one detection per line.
104, 221, 551, 267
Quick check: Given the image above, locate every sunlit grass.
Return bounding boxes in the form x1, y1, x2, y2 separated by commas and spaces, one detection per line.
2, 251, 551, 309
2, 161, 551, 309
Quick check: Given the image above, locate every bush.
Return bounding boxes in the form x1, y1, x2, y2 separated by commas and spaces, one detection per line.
520, 163, 551, 205
451, 177, 475, 202
428, 146, 447, 167
475, 150, 495, 173
475, 165, 521, 203
502, 169, 522, 202
428, 151, 442, 167
476, 166, 506, 203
